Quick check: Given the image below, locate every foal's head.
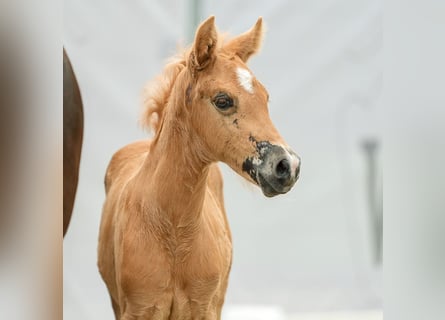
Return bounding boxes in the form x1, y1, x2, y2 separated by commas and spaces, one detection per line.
147, 16, 301, 197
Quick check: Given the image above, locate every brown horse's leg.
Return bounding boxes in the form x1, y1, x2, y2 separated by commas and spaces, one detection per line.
63, 48, 83, 237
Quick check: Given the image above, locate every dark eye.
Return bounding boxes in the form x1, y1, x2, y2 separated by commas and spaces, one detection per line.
213, 93, 234, 111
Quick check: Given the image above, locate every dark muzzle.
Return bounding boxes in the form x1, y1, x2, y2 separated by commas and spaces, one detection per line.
243, 142, 300, 197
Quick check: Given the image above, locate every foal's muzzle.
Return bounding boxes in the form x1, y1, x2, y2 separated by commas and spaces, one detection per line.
243, 143, 301, 197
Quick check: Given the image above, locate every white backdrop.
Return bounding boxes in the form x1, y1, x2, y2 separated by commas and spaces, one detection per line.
64, 0, 382, 318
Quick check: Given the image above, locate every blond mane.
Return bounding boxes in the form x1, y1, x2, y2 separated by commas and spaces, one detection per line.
140, 51, 187, 135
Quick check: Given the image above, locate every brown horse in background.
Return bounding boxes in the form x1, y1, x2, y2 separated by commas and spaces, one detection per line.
98, 16, 300, 319
63, 49, 83, 237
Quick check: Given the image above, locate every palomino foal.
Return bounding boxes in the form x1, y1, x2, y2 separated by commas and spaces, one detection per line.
98, 16, 300, 319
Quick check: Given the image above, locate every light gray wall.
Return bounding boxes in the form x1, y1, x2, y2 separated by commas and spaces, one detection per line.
63, 1, 382, 318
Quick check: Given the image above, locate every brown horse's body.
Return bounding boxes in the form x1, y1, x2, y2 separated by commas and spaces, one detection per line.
98, 16, 300, 319
63, 48, 83, 237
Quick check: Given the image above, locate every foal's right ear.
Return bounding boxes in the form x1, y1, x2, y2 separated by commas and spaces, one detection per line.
189, 16, 217, 72
225, 17, 263, 63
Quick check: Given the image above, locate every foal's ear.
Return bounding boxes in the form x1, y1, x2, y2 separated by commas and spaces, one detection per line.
225, 17, 264, 63
189, 16, 218, 72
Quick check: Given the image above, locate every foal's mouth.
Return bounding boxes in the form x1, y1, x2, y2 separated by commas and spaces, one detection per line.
257, 172, 290, 197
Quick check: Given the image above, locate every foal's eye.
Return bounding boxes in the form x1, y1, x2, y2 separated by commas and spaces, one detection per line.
212, 93, 234, 111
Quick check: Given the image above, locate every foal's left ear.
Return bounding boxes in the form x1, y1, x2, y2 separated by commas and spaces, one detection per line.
190, 16, 218, 72
225, 17, 264, 63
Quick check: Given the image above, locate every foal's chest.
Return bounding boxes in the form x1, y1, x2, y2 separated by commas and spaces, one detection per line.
174, 203, 232, 285
169, 223, 232, 318
168, 195, 232, 310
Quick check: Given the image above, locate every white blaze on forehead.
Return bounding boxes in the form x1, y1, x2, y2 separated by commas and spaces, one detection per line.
236, 67, 254, 93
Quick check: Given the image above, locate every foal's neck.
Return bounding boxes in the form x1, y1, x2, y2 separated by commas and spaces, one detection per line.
138, 106, 211, 228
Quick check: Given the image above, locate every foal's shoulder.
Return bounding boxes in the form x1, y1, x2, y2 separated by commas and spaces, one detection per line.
104, 140, 151, 193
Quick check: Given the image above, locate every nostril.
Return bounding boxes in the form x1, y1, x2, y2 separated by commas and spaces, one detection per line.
275, 158, 290, 179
